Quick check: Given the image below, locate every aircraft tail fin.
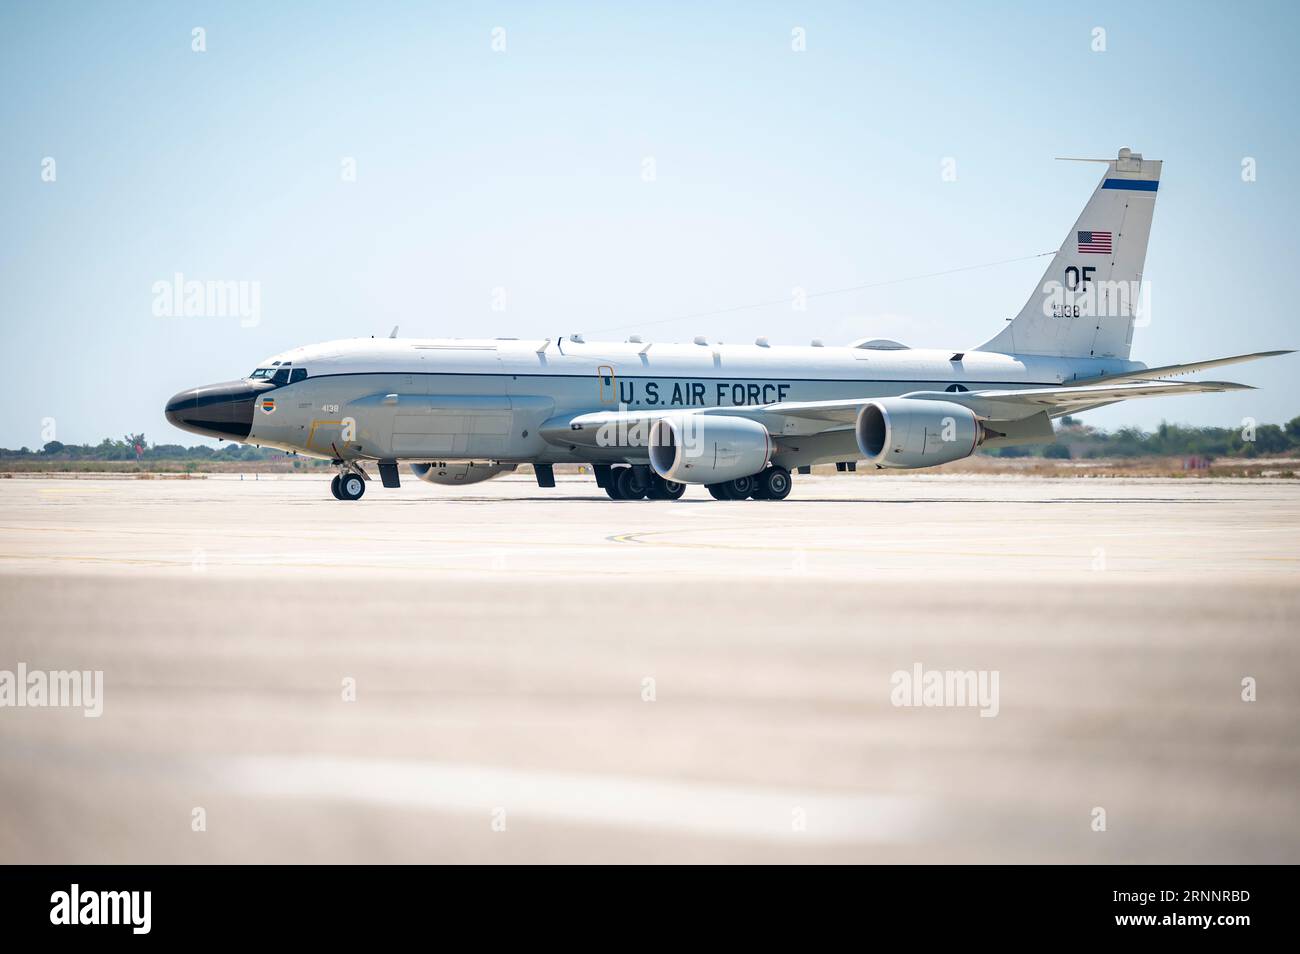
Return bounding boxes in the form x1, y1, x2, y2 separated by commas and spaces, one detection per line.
978, 148, 1161, 360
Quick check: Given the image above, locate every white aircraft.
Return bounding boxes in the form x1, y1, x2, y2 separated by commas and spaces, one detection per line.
166, 149, 1288, 501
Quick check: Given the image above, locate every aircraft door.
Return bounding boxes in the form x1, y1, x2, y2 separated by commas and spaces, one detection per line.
598, 365, 616, 404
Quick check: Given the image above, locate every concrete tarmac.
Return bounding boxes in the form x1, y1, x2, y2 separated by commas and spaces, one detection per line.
1, 472, 1298, 862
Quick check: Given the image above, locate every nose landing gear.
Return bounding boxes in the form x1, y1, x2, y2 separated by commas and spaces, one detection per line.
330, 464, 368, 501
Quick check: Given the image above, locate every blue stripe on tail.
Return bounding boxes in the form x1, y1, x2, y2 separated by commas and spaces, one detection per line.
1102, 179, 1159, 192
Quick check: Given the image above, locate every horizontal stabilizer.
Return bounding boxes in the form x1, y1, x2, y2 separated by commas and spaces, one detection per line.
1079, 350, 1292, 385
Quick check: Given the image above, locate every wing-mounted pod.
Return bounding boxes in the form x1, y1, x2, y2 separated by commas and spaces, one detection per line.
409, 461, 516, 485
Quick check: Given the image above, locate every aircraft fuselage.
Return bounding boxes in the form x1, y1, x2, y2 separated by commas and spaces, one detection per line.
166, 336, 1141, 466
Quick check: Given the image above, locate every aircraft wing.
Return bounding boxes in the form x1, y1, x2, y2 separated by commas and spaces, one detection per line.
546, 372, 1263, 449
766, 378, 1254, 424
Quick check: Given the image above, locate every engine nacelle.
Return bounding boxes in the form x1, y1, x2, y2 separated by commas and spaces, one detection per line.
854, 398, 984, 469
408, 461, 516, 485
648, 415, 771, 484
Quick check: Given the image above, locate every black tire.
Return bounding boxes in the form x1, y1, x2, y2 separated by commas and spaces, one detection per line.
339, 473, 366, 501
647, 475, 687, 500
727, 475, 757, 499
706, 483, 732, 501
615, 467, 647, 500
659, 479, 686, 500
759, 465, 792, 500
605, 481, 624, 500
330, 475, 342, 499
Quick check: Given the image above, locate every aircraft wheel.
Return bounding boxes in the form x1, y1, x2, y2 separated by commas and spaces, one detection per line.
615, 467, 648, 500
605, 481, 624, 500
330, 475, 342, 499
706, 483, 732, 501
726, 475, 757, 499
659, 479, 686, 500
338, 473, 366, 501
647, 475, 687, 500
758, 465, 792, 501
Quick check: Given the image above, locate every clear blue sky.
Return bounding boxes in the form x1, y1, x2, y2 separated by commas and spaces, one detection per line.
2, 0, 1296, 447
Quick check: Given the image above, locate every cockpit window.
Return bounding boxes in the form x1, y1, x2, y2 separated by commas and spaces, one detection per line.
249, 366, 305, 385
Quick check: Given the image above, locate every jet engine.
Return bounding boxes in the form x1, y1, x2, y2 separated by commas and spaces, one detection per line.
408, 461, 516, 485
648, 415, 771, 484
855, 398, 985, 469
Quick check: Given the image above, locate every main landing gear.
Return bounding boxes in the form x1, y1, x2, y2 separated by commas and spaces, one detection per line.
605, 467, 687, 501
330, 465, 367, 501
704, 465, 792, 501
603, 465, 792, 501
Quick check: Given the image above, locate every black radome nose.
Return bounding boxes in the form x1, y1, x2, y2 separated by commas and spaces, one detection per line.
164, 381, 261, 439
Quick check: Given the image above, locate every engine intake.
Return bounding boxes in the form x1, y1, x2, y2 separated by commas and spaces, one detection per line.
855, 398, 984, 469
648, 415, 771, 484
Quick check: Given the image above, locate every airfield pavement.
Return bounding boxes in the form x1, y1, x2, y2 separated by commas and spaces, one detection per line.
1, 472, 1298, 863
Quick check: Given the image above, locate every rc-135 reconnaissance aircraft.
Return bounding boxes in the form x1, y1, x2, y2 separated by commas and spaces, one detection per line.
166, 149, 1288, 501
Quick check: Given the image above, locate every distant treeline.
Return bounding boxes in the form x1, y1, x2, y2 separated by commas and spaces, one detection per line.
0, 436, 281, 462
993, 415, 1300, 459
2, 416, 1299, 462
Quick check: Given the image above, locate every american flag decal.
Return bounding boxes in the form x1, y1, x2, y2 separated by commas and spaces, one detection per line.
1077, 230, 1113, 254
